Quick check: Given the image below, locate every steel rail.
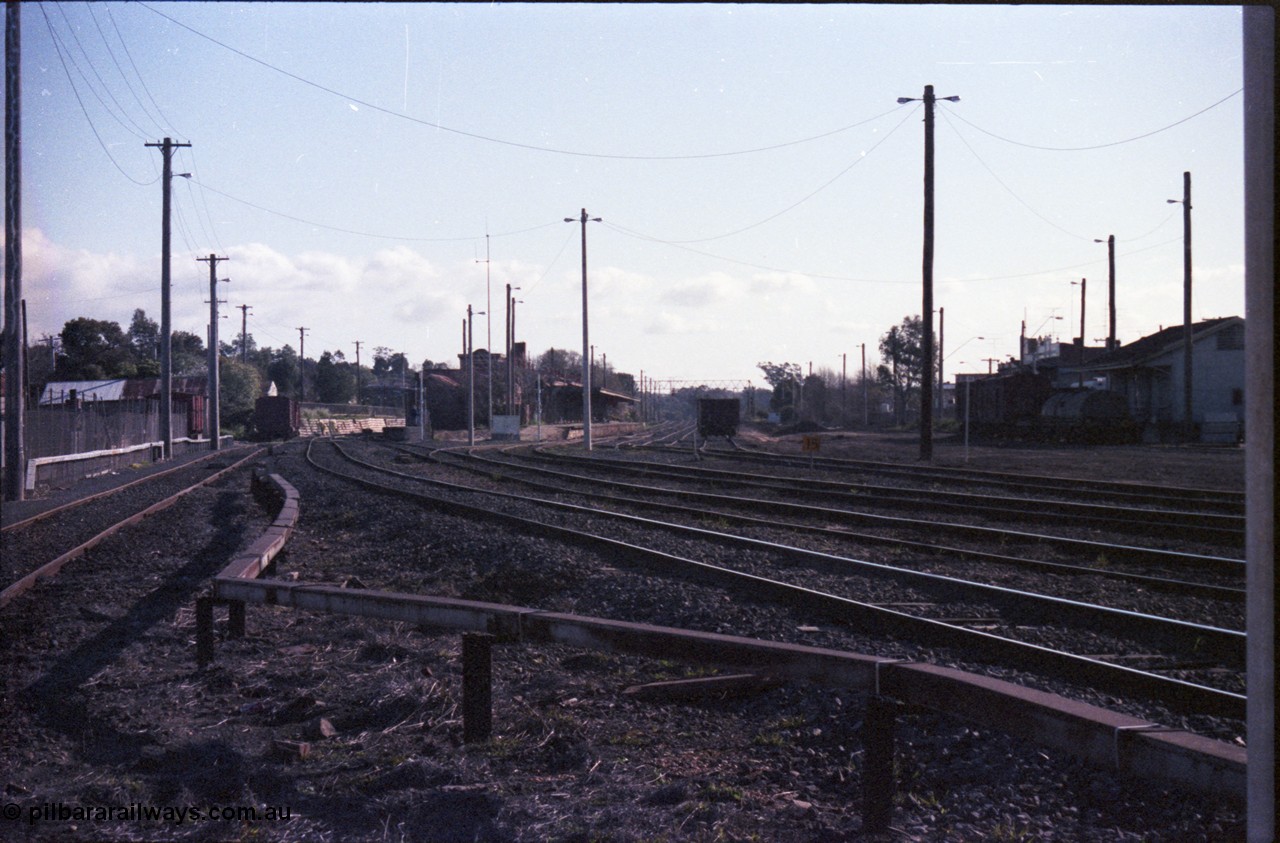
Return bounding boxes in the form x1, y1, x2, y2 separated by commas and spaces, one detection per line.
527, 448, 1245, 541
418, 446, 1245, 656
1, 446, 256, 533
0, 447, 265, 610
702, 440, 1245, 512
421, 445, 1243, 601
473, 444, 1244, 576
308, 440, 1244, 717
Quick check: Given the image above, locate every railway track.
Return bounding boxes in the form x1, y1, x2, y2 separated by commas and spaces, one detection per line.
451, 442, 1244, 581
525, 446, 1246, 545
308, 439, 1245, 719
418, 444, 1244, 604
0, 447, 263, 609
695, 439, 1245, 513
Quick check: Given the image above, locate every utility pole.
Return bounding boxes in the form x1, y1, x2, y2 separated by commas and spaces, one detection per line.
861, 343, 868, 427
505, 282, 512, 413
841, 352, 847, 426
983, 357, 998, 375
937, 306, 945, 417
475, 234, 492, 422
236, 304, 252, 364
146, 136, 191, 460
353, 340, 363, 405
466, 306, 475, 446
198, 254, 228, 450
566, 209, 601, 450
1170, 172, 1194, 438
297, 326, 309, 401
1096, 235, 1117, 350
1074, 278, 1087, 387
4, 0, 24, 501
898, 84, 958, 461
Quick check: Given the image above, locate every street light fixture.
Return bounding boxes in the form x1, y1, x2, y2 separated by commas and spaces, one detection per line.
565, 209, 602, 450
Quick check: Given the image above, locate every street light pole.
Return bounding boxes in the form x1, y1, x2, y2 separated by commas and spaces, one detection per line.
897, 85, 958, 461
566, 209, 601, 450
1072, 278, 1087, 388
1168, 173, 1194, 437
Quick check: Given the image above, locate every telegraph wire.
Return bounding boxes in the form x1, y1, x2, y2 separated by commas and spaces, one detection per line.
136, 1, 911, 162
105, 5, 180, 135
51, 2, 152, 140
522, 228, 577, 295
957, 235, 1183, 283
39, 5, 158, 186
84, 1, 169, 137
655, 104, 920, 245
940, 88, 1242, 152
190, 179, 560, 242
939, 108, 1094, 242
602, 221, 911, 286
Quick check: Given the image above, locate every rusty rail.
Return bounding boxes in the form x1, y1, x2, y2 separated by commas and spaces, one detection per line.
209, 471, 1245, 805
0, 448, 265, 610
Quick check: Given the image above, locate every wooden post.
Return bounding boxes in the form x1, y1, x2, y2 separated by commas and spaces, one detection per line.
862, 696, 899, 833
462, 633, 495, 743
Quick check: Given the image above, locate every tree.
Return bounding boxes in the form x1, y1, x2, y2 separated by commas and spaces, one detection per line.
127, 308, 159, 362
266, 345, 300, 398
536, 347, 582, 380
219, 357, 261, 434
56, 318, 135, 380
757, 361, 802, 421
171, 331, 206, 377
314, 351, 355, 403
878, 315, 924, 426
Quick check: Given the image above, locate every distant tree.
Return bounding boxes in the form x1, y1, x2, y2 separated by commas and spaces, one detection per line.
314, 351, 355, 403
219, 357, 261, 434
757, 361, 802, 420
536, 347, 582, 380
266, 345, 300, 398
877, 315, 924, 426
171, 331, 206, 377
127, 309, 159, 362
56, 318, 135, 380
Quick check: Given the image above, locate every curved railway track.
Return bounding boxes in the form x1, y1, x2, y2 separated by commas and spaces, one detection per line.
420, 444, 1244, 603
526, 446, 1245, 544
307, 438, 1245, 719
0, 447, 263, 609
459, 442, 1245, 580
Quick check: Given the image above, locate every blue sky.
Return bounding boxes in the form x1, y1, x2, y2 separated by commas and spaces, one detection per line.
10, 3, 1245, 386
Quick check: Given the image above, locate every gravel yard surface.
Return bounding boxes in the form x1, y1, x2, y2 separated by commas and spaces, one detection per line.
0, 430, 1247, 841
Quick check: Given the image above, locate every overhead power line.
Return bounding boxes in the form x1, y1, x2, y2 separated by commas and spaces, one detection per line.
39, 5, 157, 186
136, 1, 910, 161
941, 88, 1242, 152
189, 178, 558, 243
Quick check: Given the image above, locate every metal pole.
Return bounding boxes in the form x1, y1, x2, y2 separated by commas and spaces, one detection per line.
964, 377, 971, 463
3, 0, 24, 501
353, 340, 362, 405
1243, 10, 1275, 839
485, 235, 492, 424
1181, 171, 1194, 438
